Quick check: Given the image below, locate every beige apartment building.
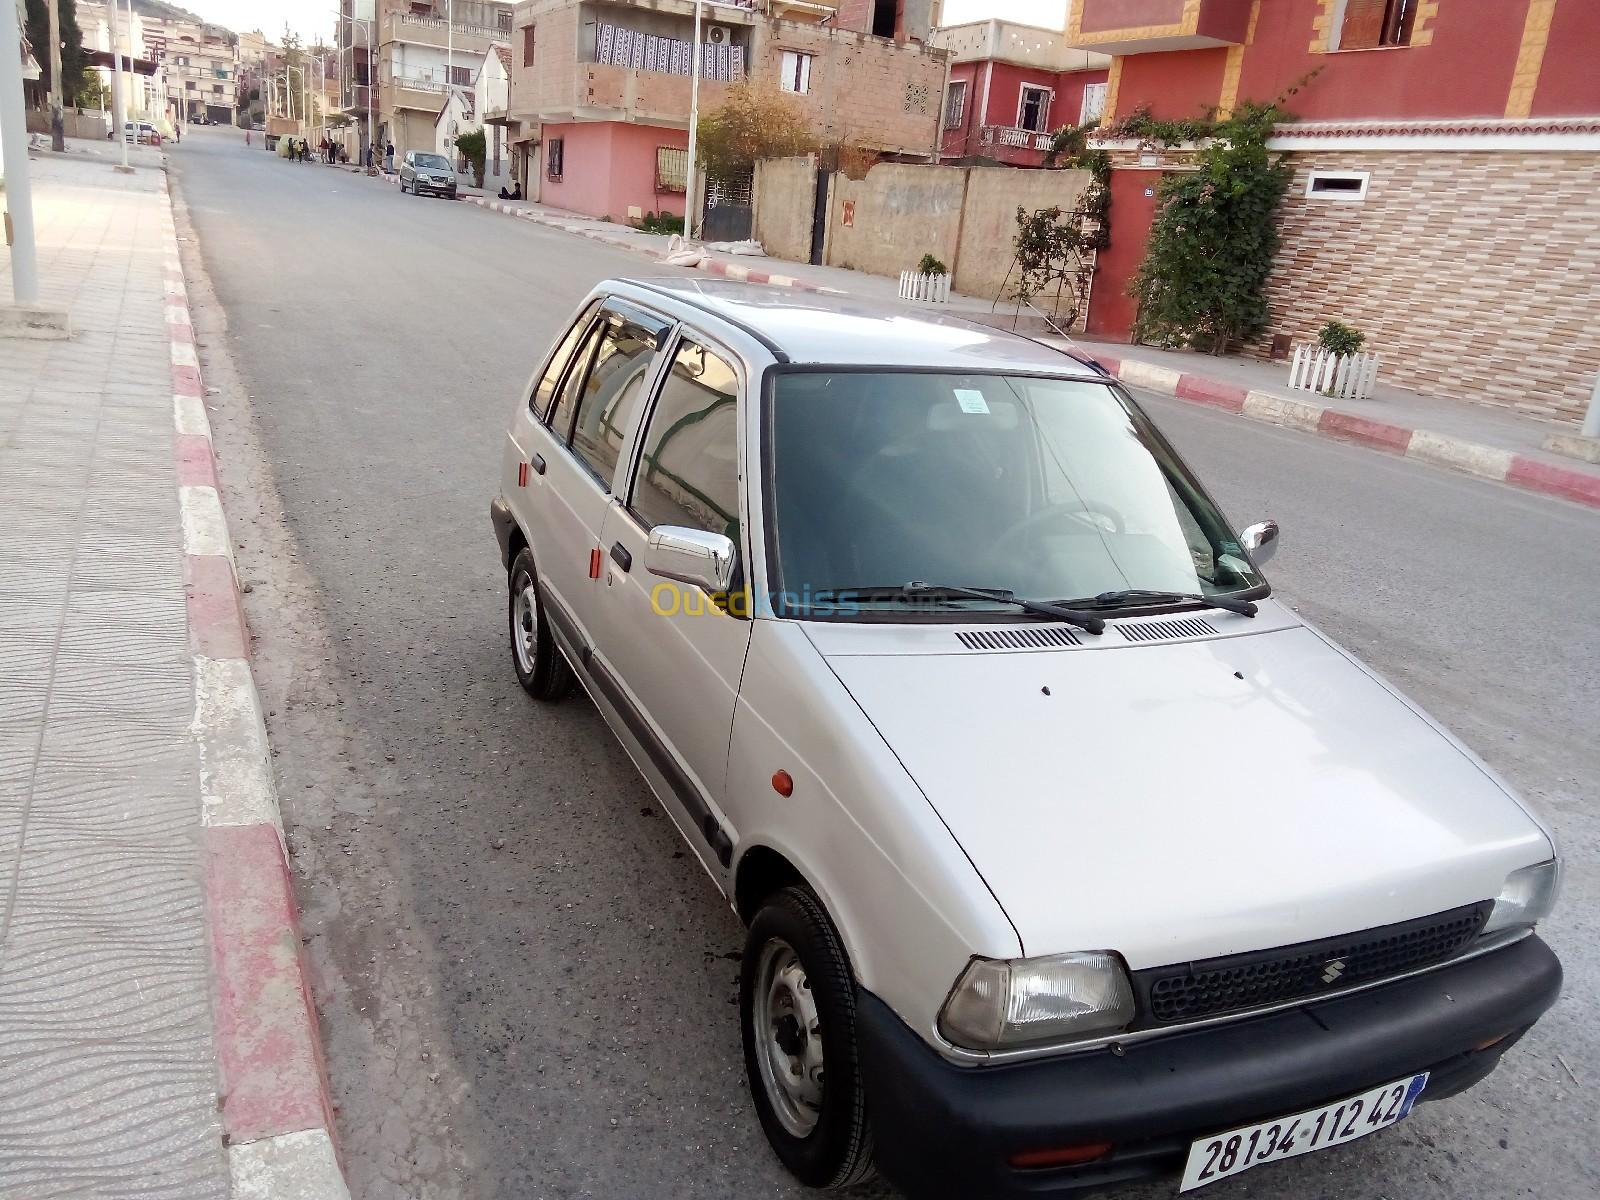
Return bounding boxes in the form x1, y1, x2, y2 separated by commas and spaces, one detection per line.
355, 0, 514, 159
161, 23, 239, 125
504, 0, 947, 224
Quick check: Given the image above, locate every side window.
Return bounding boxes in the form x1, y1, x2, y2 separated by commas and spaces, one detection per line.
629, 339, 740, 539
566, 312, 661, 487
530, 301, 599, 418
545, 319, 604, 445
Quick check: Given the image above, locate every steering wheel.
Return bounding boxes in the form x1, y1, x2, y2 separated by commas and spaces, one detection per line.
994, 500, 1126, 553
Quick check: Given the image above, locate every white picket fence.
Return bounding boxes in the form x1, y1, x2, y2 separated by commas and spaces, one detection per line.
898, 270, 951, 304
1288, 345, 1382, 401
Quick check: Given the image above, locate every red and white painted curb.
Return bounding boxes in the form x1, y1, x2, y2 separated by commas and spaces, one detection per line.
162, 200, 349, 1198
1083, 349, 1600, 509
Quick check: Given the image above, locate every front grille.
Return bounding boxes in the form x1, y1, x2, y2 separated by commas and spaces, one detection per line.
1132, 902, 1491, 1026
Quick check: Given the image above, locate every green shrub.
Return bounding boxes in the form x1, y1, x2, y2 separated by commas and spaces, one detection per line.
1317, 321, 1365, 357
916, 254, 948, 276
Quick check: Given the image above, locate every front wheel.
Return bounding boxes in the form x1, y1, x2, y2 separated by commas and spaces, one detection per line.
508, 547, 573, 701
741, 886, 875, 1189
399, 176, 409, 193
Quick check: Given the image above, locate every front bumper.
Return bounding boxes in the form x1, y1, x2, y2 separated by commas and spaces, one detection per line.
858, 935, 1560, 1199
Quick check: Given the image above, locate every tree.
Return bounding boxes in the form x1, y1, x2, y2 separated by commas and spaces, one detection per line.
25, 0, 89, 103
1129, 102, 1294, 354
694, 82, 814, 182
454, 128, 486, 188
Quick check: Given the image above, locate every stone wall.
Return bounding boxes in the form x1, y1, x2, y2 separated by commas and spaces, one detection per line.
25, 110, 112, 140
1260, 149, 1600, 423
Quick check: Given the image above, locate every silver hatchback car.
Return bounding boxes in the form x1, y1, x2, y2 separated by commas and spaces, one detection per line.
489, 280, 1560, 1199
399, 150, 457, 199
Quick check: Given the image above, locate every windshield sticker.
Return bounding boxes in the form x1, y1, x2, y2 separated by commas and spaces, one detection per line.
954, 388, 991, 415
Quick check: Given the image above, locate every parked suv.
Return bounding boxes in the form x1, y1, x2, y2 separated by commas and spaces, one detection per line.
490, 280, 1561, 1198
399, 150, 457, 199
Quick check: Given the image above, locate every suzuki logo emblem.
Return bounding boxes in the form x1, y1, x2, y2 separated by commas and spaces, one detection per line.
1321, 959, 1347, 985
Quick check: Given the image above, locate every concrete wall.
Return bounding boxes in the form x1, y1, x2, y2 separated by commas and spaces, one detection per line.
823, 162, 967, 280
538, 119, 688, 219
954, 165, 1092, 302
24, 110, 113, 140
753, 156, 819, 264
785, 160, 1092, 304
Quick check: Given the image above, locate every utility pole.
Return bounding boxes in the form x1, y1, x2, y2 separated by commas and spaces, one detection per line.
108, 0, 131, 170
0, 0, 40, 304
683, 0, 702, 241
46, 0, 64, 151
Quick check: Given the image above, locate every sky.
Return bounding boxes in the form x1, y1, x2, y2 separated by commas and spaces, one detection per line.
940, 0, 1068, 29
178, 1, 340, 45
176, 0, 1074, 45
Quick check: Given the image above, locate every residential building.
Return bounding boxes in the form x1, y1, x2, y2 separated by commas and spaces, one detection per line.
336, 0, 378, 159
932, 15, 1110, 166
78, 1, 166, 120
160, 23, 240, 125
474, 43, 515, 189
506, 0, 948, 223
1065, 0, 1600, 423
434, 83, 476, 174
370, 0, 514, 160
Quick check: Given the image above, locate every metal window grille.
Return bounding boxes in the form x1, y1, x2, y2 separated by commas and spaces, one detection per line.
547, 137, 563, 180
656, 146, 688, 193
595, 22, 745, 82
943, 80, 966, 129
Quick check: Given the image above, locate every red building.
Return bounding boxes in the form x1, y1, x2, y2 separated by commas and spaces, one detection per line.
932, 18, 1111, 167
1067, 0, 1600, 423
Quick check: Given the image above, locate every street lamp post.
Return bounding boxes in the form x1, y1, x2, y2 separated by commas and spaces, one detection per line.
108, 0, 131, 170
0, 0, 41, 303
683, 0, 703, 241
334, 11, 374, 168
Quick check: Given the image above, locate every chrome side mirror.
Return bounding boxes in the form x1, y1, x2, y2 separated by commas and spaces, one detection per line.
646, 526, 736, 595
1240, 520, 1280, 567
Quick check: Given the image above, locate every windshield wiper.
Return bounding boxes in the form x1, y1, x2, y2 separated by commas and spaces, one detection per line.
1062, 588, 1258, 618
807, 583, 1105, 634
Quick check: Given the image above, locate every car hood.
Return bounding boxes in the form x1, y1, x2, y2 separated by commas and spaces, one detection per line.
808, 608, 1550, 969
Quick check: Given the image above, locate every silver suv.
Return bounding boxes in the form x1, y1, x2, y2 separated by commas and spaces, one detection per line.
489, 279, 1560, 1199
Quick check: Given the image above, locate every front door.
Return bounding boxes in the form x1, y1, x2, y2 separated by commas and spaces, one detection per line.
515, 301, 666, 654
588, 332, 750, 875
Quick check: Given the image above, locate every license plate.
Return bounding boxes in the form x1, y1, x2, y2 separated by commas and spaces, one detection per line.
1178, 1073, 1428, 1192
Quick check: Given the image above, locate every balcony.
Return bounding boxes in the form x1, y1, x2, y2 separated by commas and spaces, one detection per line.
986, 125, 1055, 151
1066, 0, 1252, 55
385, 12, 511, 54
392, 75, 449, 111
932, 19, 1110, 73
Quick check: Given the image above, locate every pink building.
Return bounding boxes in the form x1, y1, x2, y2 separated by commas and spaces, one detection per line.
932, 17, 1111, 168
508, 0, 948, 227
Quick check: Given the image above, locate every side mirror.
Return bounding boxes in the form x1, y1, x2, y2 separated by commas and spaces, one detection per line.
1240, 520, 1280, 567
646, 526, 736, 595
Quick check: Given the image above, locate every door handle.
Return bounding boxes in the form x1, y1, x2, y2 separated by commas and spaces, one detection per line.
531, 453, 546, 476
609, 541, 632, 572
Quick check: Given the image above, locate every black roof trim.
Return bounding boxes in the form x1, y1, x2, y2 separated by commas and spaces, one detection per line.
625, 280, 792, 363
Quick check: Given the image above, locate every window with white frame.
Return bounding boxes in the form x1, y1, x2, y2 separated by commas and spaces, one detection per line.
1080, 82, 1107, 126
1305, 170, 1370, 201
779, 50, 813, 95
943, 79, 967, 129
1018, 84, 1052, 133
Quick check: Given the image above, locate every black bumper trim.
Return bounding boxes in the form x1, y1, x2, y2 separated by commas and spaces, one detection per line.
490, 497, 516, 568
858, 935, 1560, 1199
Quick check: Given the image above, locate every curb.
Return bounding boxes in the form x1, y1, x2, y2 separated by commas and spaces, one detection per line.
1081, 349, 1600, 509
368, 170, 1598, 509
160, 181, 350, 1199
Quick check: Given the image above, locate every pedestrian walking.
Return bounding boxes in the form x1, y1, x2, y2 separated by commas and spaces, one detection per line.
384, 142, 395, 174
245, 129, 251, 147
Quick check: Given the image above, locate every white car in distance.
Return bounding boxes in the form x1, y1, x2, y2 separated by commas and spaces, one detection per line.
489, 280, 1561, 1199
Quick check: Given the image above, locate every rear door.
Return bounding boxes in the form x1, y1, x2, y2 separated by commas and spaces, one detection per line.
587, 332, 751, 873
514, 300, 670, 660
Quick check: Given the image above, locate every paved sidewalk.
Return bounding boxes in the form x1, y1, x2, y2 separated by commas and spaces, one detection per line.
1, 150, 343, 1196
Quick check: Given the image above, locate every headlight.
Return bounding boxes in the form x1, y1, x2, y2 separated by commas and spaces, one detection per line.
1482, 859, 1560, 936
939, 951, 1135, 1050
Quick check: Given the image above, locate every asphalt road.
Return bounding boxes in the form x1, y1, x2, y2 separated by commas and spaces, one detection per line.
168, 125, 1598, 1200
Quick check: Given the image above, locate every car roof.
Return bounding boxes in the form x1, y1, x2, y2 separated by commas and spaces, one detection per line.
617, 278, 1104, 376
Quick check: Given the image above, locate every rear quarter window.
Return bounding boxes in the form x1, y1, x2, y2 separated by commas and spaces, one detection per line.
530, 301, 600, 419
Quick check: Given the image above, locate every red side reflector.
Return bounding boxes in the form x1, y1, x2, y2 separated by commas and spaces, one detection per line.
771, 770, 794, 797
518, 462, 529, 487
588, 548, 602, 579
1009, 1142, 1113, 1170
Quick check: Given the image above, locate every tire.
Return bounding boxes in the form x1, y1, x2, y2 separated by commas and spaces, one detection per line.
741, 886, 876, 1190
399, 176, 409, 193
508, 546, 573, 701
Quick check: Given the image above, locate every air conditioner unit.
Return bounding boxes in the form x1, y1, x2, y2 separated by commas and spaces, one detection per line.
706, 24, 731, 46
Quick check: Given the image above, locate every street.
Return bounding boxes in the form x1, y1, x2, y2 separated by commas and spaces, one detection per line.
167, 125, 1597, 1200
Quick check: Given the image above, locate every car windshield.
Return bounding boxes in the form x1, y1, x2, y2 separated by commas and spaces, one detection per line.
766, 371, 1264, 617
415, 154, 450, 170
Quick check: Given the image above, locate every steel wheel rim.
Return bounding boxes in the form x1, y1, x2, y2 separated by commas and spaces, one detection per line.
754, 938, 824, 1138
512, 571, 538, 675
